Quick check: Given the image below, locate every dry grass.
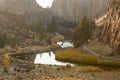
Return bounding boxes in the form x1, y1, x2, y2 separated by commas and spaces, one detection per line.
55, 48, 120, 68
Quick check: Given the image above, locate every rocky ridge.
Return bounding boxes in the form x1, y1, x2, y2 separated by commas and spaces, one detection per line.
50, 0, 108, 21
97, 0, 120, 54
0, 0, 43, 14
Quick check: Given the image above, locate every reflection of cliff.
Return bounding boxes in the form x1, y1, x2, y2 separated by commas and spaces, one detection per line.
98, 0, 120, 54
51, 0, 108, 20
0, 0, 43, 14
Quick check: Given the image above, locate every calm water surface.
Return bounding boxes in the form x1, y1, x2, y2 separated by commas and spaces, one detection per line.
34, 51, 74, 66
34, 41, 74, 66
57, 41, 73, 48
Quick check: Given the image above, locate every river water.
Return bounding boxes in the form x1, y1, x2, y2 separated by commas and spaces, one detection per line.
34, 41, 74, 66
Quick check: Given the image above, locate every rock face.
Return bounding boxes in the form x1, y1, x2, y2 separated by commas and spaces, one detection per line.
51, 0, 108, 21
0, 0, 42, 14
98, 0, 120, 52
0, 0, 5, 10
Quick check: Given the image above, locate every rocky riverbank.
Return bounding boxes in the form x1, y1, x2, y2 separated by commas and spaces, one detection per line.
0, 62, 120, 80
0, 47, 120, 80
0, 33, 64, 55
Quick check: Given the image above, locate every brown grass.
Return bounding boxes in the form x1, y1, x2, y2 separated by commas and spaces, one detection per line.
55, 48, 120, 67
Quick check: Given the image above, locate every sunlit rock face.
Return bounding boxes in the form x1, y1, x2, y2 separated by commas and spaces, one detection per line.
50, 0, 108, 21
0, 0, 43, 14
98, 0, 120, 54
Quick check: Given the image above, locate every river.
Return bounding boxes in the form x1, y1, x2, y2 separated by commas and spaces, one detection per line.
34, 41, 74, 66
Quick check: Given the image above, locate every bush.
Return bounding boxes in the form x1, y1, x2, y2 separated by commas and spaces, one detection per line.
7, 37, 20, 48
0, 34, 7, 48
47, 17, 57, 33
0, 34, 19, 48
2, 54, 11, 73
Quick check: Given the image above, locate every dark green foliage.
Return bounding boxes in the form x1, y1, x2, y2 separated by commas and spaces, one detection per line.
58, 19, 76, 28
72, 16, 95, 48
33, 21, 47, 39
0, 34, 19, 48
7, 37, 20, 48
46, 37, 52, 45
2, 10, 28, 29
0, 34, 7, 48
34, 21, 43, 34
47, 17, 57, 33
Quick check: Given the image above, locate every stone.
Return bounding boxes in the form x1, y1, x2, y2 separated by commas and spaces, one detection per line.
98, 0, 120, 54
50, 0, 108, 21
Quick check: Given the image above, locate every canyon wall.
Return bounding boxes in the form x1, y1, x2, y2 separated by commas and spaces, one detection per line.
98, 0, 120, 53
51, 0, 108, 21
0, 0, 108, 20
0, 0, 43, 14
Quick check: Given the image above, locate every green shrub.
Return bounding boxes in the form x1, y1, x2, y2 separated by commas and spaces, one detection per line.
2, 54, 11, 73
72, 16, 96, 48
7, 37, 20, 48
0, 34, 7, 48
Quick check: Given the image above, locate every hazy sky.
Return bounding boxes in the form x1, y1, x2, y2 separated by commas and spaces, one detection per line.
36, 0, 54, 8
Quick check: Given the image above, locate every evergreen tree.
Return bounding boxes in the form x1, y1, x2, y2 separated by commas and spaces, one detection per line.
72, 16, 95, 48
0, 34, 7, 48
47, 17, 57, 33
34, 20, 47, 41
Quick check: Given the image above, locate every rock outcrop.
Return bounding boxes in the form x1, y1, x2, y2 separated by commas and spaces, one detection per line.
0, 0, 5, 10
98, 0, 120, 54
0, 0, 43, 14
51, 0, 108, 21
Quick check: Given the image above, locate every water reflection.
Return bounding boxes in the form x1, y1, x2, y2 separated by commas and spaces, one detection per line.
34, 51, 74, 66
57, 41, 74, 48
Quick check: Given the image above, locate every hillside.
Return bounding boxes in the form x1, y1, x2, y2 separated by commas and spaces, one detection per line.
50, 0, 108, 21
0, 0, 120, 80
0, 0, 43, 14
0, 11, 37, 47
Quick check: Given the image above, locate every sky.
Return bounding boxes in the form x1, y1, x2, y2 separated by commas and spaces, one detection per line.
36, 0, 54, 8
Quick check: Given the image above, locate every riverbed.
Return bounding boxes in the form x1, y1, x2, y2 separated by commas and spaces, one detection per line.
34, 41, 74, 66
12, 41, 74, 66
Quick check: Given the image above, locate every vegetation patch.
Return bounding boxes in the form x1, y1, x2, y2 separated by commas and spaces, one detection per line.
0, 34, 19, 48
55, 48, 120, 68
72, 16, 95, 48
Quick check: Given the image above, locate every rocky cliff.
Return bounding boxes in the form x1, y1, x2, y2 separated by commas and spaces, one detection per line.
98, 0, 120, 53
0, 0, 42, 14
0, 0, 5, 10
51, 0, 108, 21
